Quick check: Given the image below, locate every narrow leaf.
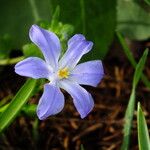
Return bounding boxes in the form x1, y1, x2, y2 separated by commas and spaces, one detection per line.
133, 49, 148, 88
121, 49, 148, 150
0, 79, 36, 133
50, 6, 60, 30
81, 144, 85, 150
22, 104, 36, 117
116, 32, 136, 67
137, 102, 150, 150
117, 32, 150, 88
121, 89, 135, 150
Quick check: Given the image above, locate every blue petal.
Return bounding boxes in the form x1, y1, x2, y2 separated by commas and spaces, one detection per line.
59, 34, 93, 69
60, 80, 94, 118
68, 34, 85, 45
29, 25, 61, 69
70, 60, 104, 87
37, 84, 64, 120
15, 57, 52, 79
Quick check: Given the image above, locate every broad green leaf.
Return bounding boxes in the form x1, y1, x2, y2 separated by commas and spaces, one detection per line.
23, 43, 43, 58
121, 49, 148, 150
0, 79, 37, 133
0, 0, 51, 48
84, 0, 116, 59
137, 102, 150, 150
0, 35, 13, 59
117, 0, 150, 40
117, 32, 150, 89
51, 0, 116, 59
80, 0, 86, 34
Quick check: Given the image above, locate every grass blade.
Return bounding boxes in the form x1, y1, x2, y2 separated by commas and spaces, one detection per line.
81, 144, 85, 150
0, 79, 36, 133
117, 32, 150, 89
50, 6, 60, 30
121, 49, 148, 150
133, 49, 149, 88
137, 102, 150, 150
121, 88, 135, 150
28, 0, 40, 22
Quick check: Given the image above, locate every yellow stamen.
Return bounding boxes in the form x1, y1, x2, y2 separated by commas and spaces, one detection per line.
58, 68, 69, 79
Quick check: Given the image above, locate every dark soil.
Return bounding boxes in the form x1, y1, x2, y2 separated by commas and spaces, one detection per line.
0, 40, 150, 150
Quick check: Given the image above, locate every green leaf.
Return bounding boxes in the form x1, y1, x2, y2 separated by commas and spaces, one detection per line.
0, 95, 12, 107
85, 0, 116, 59
0, 104, 37, 117
80, 0, 86, 34
117, 0, 150, 40
0, 104, 9, 113
0, 56, 24, 66
51, 0, 116, 59
145, 0, 150, 5
22, 104, 36, 117
133, 49, 148, 88
117, 32, 150, 89
121, 49, 148, 150
81, 144, 85, 150
0, 34, 13, 59
0, 0, 51, 48
0, 79, 37, 133
50, 5, 60, 31
116, 32, 136, 67
137, 102, 150, 150
121, 88, 135, 150
23, 43, 43, 58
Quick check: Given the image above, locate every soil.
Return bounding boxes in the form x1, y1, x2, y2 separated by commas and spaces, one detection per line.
0, 40, 150, 150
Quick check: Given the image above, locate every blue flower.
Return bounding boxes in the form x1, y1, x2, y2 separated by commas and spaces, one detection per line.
15, 25, 104, 120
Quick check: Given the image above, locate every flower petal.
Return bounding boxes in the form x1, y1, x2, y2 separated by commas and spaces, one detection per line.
70, 60, 104, 87
60, 80, 94, 118
68, 34, 85, 45
37, 83, 64, 120
59, 34, 93, 69
15, 57, 52, 79
29, 24, 61, 69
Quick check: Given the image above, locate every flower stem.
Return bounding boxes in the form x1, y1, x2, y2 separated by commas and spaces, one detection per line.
0, 56, 24, 65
